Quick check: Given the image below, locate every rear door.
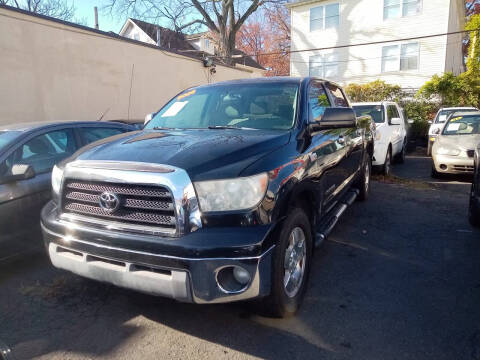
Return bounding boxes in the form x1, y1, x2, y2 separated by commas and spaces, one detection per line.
325, 83, 363, 179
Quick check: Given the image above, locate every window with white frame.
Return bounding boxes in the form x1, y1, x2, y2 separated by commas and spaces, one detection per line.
310, 3, 340, 31
381, 42, 419, 72
384, 0, 421, 20
309, 53, 339, 78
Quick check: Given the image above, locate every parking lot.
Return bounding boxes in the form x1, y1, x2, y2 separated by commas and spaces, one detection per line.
0, 153, 479, 360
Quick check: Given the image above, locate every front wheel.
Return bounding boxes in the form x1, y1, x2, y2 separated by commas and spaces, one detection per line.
383, 148, 392, 176
261, 208, 312, 318
396, 140, 406, 164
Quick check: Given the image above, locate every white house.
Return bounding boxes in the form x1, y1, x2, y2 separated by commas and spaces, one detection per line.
287, 0, 466, 90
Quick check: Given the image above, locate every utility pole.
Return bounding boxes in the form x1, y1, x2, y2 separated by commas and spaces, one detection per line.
94, 6, 99, 30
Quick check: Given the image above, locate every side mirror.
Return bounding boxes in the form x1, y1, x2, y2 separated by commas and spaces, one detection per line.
407, 119, 414, 124
428, 120, 433, 124
310, 107, 357, 131
390, 117, 401, 125
144, 113, 153, 125
0, 164, 35, 184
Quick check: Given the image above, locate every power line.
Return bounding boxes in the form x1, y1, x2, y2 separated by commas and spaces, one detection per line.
220, 27, 480, 59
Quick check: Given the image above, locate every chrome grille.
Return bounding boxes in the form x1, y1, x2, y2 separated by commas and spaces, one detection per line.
61, 180, 176, 231
452, 165, 474, 172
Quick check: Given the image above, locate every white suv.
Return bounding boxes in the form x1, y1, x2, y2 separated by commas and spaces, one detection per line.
353, 102, 410, 175
427, 107, 478, 156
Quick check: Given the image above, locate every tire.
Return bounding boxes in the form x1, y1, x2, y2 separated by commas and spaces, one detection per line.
431, 163, 440, 179
427, 141, 432, 156
469, 186, 480, 228
395, 139, 406, 164
383, 147, 392, 176
357, 154, 371, 201
261, 208, 313, 318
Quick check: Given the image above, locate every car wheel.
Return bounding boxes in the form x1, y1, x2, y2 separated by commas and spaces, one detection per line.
357, 154, 371, 201
396, 140, 406, 164
469, 186, 480, 228
261, 208, 312, 318
383, 148, 392, 176
427, 141, 432, 156
431, 163, 440, 179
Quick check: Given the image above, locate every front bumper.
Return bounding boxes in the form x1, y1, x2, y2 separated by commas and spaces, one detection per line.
41, 201, 275, 304
432, 154, 474, 174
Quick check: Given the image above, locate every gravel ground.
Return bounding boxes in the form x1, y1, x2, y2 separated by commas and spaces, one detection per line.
0, 154, 479, 360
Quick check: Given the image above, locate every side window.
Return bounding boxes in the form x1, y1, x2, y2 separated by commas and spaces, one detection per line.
308, 82, 330, 122
325, 83, 349, 107
387, 105, 400, 122
81, 127, 124, 144
3, 129, 76, 175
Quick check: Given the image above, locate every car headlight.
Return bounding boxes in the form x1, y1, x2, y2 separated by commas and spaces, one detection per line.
194, 173, 268, 212
51, 165, 64, 197
436, 147, 460, 156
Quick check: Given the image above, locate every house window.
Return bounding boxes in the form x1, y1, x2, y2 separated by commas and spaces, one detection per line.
205, 39, 210, 48
381, 42, 419, 72
309, 53, 339, 78
310, 3, 339, 31
384, 0, 421, 20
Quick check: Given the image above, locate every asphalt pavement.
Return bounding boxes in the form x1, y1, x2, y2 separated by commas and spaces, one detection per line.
0, 153, 479, 360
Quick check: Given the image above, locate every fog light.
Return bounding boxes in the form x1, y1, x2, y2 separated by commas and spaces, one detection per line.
233, 266, 250, 285
440, 164, 447, 170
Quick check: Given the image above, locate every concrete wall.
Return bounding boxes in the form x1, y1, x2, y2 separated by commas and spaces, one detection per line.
289, 0, 463, 90
0, 6, 263, 125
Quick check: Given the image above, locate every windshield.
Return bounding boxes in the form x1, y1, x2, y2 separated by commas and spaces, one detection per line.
435, 109, 477, 123
0, 130, 22, 153
353, 105, 385, 124
145, 83, 299, 130
442, 115, 480, 135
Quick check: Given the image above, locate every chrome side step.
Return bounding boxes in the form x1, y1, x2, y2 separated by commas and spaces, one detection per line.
315, 188, 359, 247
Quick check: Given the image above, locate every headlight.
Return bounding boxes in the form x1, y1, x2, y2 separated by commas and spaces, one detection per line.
436, 147, 460, 156
51, 165, 64, 196
375, 131, 381, 141
194, 173, 268, 212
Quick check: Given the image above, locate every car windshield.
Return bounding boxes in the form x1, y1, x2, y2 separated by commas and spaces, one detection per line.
145, 83, 299, 130
0, 130, 22, 153
442, 115, 480, 135
353, 105, 385, 124
435, 109, 477, 123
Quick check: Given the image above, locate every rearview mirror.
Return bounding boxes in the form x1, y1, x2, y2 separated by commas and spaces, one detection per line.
0, 164, 35, 184
390, 117, 401, 125
310, 107, 357, 131
144, 113, 153, 125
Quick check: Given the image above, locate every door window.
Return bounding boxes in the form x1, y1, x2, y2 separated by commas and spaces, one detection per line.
387, 105, 400, 122
325, 83, 349, 107
1, 129, 76, 175
308, 82, 330, 122
80, 127, 124, 144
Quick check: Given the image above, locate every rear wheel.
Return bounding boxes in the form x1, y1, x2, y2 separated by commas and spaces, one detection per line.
261, 208, 312, 318
469, 186, 480, 228
357, 155, 371, 201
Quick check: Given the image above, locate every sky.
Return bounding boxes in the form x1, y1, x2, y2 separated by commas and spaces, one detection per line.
75, 0, 126, 33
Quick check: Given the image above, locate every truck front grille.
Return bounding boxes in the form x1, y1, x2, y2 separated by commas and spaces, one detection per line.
61, 180, 176, 232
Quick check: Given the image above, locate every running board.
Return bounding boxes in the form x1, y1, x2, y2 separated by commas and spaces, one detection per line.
315, 188, 359, 247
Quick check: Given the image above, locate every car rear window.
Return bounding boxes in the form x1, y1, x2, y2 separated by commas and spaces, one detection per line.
353, 105, 385, 124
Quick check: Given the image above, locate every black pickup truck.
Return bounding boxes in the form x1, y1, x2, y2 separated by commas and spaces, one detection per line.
41, 77, 374, 317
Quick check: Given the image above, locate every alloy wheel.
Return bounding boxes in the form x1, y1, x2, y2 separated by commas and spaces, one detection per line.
283, 227, 307, 298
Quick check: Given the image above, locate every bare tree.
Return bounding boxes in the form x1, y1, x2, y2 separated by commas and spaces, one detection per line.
106, 0, 283, 64
1, 0, 76, 21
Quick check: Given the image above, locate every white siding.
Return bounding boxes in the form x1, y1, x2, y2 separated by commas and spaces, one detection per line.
289, 0, 461, 89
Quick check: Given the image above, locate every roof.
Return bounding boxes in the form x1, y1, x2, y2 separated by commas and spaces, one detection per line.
286, 0, 329, 9
447, 111, 480, 117
128, 18, 264, 70
191, 76, 303, 89
129, 19, 197, 51
439, 107, 478, 111
352, 102, 398, 106
0, 120, 129, 132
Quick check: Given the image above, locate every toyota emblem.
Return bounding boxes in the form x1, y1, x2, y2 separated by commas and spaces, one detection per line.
99, 191, 120, 212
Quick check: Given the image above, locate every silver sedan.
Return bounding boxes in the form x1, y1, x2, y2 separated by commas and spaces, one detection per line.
432, 112, 480, 177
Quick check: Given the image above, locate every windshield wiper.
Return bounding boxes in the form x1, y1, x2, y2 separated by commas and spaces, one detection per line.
207, 125, 255, 130
152, 126, 177, 130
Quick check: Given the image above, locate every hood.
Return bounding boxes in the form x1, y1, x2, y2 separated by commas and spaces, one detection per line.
71, 129, 291, 181
437, 134, 480, 151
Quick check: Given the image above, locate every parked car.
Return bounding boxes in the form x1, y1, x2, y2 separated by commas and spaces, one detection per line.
108, 119, 144, 130
353, 102, 409, 175
41, 77, 374, 317
427, 107, 478, 156
469, 143, 480, 227
0, 121, 134, 261
431, 112, 480, 177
